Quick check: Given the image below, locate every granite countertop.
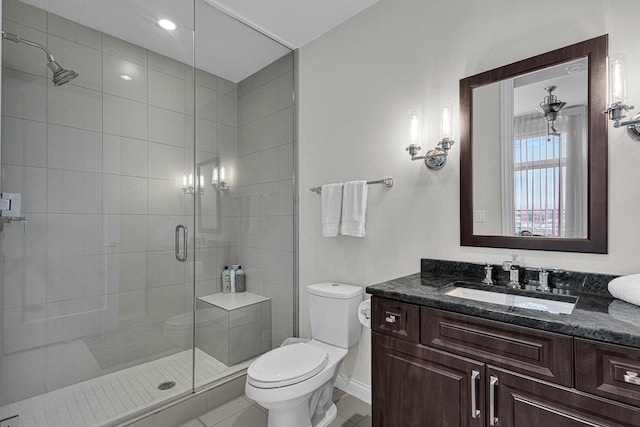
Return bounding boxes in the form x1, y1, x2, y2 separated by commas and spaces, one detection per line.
366, 271, 640, 349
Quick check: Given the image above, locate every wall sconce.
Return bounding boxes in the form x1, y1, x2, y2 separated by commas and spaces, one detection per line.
212, 165, 229, 191
604, 52, 640, 140
405, 105, 455, 170
182, 173, 205, 195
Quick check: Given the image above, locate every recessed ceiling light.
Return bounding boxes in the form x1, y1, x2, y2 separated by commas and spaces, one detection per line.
120, 74, 133, 81
566, 63, 585, 74
157, 19, 177, 31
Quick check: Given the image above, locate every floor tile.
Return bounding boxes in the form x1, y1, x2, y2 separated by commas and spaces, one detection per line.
335, 394, 371, 425
356, 414, 372, 427
329, 414, 356, 427
179, 420, 206, 427
210, 405, 267, 427
198, 396, 253, 426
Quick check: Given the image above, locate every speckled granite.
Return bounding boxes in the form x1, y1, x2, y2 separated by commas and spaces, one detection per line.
420, 258, 618, 295
367, 271, 640, 350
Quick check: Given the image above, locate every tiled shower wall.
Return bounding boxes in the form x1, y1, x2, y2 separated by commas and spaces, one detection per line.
235, 57, 295, 348
0, 0, 241, 403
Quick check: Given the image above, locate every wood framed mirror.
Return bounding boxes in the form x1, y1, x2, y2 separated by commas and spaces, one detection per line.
460, 35, 608, 253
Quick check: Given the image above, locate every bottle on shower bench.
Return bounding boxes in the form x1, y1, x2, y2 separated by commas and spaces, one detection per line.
235, 266, 245, 292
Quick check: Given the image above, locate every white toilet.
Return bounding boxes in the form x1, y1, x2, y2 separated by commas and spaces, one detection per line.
245, 282, 362, 427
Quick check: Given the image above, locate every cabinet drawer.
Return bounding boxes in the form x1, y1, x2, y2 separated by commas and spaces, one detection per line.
576, 338, 640, 408
421, 307, 573, 387
372, 297, 420, 343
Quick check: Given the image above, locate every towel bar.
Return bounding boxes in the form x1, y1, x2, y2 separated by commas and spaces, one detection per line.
309, 178, 393, 194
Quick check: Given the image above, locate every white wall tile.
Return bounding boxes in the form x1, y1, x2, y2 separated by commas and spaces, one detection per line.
47, 169, 102, 214
103, 135, 148, 177
103, 214, 148, 254
278, 216, 294, 252
47, 124, 102, 172
258, 147, 279, 183
216, 76, 237, 97
47, 13, 102, 50
195, 86, 217, 122
3, 0, 47, 31
257, 216, 278, 250
278, 71, 294, 110
195, 119, 216, 153
102, 34, 147, 65
103, 54, 148, 102
103, 174, 148, 214
103, 94, 147, 140
148, 69, 186, 113
47, 214, 102, 256
3, 305, 46, 353
238, 90, 258, 126
258, 249, 278, 284
148, 179, 185, 216
278, 179, 293, 215
259, 61, 279, 86
237, 72, 259, 98
148, 51, 186, 79
195, 69, 217, 91
2, 69, 47, 121
278, 107, 294, 146
148, 142, 186, 180
3, 257, 46, 309
258, 79, 278, 118
278, 144, 293, 180
46, 255, 104, 302
146, 283, 186, 324
216, 93, 237, 127
147, 215, 184, 251
148, 106, 186, 147
217, 124, 237, 157
2, 21, 47, 77
48, 84, 102, 131
1, 117, 47, 167
47, 35, 102, 91
45, 296, 102, 344
106, 252, 147, 294
258, 114, 279, 152
147, 251, 186, 288
2, 165, 47, 213
278, 53, 294, 76
0, 214, 47, 261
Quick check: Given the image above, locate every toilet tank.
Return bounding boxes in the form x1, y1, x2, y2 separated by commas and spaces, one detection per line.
307, 283, 363, 348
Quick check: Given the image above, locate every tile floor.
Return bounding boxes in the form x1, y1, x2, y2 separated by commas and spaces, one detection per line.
0, 349, 248, 427
180, 388, 371, 427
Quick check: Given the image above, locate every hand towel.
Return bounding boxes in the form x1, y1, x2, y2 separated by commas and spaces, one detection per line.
321, 183, 343, 237
608, 274, 640, 307
340, 180, 368, 237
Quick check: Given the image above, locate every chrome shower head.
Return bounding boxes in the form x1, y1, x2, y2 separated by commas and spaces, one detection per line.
2, 31, 79, 86
47, 60, 78, 86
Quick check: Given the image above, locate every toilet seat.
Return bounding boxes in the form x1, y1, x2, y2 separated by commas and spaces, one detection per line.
248, 343, 329, 389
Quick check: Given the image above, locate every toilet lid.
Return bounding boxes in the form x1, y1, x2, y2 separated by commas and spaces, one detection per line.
248, 343, 328, 388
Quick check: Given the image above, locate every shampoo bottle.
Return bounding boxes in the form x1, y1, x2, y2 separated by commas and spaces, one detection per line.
235, 266, 245, 292
230, 266, 237, 293
222, 266, 231, 293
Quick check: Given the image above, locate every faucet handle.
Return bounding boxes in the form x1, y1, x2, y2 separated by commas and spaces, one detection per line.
537, 268, 550, 292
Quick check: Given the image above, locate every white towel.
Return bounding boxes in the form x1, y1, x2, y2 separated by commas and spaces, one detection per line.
340, 180, 368, 237
321, 183, 343, 237
608, 274, 640, 307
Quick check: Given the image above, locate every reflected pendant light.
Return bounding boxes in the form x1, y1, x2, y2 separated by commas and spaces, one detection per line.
536, 86, 567, 140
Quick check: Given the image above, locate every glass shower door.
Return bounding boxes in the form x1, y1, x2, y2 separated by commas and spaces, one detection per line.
0, 0, 197, 425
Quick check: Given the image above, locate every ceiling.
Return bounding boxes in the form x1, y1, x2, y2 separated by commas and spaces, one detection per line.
19, 0, 380, 82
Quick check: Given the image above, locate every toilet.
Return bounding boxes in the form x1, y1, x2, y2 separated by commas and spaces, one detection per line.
245, 282, 363, 427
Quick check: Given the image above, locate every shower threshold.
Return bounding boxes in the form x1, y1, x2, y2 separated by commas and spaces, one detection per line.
0, 349, 234, 427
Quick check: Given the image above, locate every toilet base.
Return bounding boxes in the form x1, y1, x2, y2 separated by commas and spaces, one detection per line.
265, 400, 337, 427
311, 402, 337, 427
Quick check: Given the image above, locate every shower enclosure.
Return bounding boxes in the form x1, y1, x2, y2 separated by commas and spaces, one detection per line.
0, 0, 296, 425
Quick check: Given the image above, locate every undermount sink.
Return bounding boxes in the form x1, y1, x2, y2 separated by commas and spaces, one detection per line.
444, 285, 577, 314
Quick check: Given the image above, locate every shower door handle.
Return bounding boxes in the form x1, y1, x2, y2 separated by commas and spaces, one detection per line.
175, 225, 188, 262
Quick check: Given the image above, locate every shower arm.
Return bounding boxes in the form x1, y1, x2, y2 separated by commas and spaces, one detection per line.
2, 31, 56, 63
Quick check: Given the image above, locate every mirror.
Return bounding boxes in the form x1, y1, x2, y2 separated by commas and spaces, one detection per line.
460, 35, 608, 253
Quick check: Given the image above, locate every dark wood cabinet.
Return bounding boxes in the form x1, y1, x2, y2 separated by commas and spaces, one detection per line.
488, 366, 640, 426
371, 296, 640, 427
372, 331, 485, 427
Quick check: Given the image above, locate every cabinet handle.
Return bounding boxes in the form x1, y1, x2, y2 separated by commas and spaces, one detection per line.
624, 371, 640, 385
489, 376, 499, 426
471, 370, 480, 419
385, 314, 397, 324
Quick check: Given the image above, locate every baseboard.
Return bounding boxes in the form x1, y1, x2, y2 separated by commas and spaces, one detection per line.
334, 374, 371, 405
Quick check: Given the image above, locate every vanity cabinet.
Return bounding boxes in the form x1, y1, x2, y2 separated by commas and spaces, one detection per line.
371, 296, 640, 427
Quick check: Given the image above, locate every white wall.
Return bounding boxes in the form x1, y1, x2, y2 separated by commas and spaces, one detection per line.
298, 0, 640, 388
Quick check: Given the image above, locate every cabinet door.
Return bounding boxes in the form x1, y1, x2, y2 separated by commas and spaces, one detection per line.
372, 331, 485, 427
488, 366, 640, 427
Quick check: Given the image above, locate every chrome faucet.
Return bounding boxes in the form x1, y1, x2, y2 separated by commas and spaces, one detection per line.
537, 268, 551, 292
482, 263, 494, 285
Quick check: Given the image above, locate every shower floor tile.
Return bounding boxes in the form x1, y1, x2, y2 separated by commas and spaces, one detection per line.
0, 349, 241, 427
